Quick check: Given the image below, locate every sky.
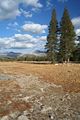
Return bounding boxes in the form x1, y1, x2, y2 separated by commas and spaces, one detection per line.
0, 0, 80, 54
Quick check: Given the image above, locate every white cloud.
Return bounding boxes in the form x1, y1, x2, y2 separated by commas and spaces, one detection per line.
0, 0, 20, 19
8, 22, 18, 27
14, 34, 33, 42
0, 0, 42, 20
76, 29, 80, 36
24, 0, 42, 8
14, 34, 47, 42
46, 0, 52, 8
20, 9, 32, 18
6, 21, 20, 32
22, 23, 48, 34
72, 17, 80, 28
0, 36, 34, 49
39, 36, 47, 41
12, 42, 34, 49
0, 37, 15, 48
13, 22, 19, 26
0, 34, 47, 50
72, 17, 80, 36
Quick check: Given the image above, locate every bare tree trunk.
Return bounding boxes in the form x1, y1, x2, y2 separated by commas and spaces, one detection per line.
68, 58, 70, 63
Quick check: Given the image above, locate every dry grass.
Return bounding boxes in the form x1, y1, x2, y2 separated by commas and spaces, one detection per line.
0, 79, 31, 117
0, 62, 80, 92
0, 62, 80, 117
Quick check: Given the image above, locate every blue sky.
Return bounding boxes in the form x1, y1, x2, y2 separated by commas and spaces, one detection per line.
0, 0, 80, 54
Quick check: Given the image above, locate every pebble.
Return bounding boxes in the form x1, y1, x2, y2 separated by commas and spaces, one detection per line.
0, 74, 80, 120
9, 111, 21, 119
17, 115, 29, 120
1, 116, 10, 120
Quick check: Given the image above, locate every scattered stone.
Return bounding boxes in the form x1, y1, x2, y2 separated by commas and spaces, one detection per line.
23, 110, 30, 116
41, 106, 52, 114
7, 100, 12, 105
0, 73, 80, 120
9, 111, 21, 119
77, 115, 80, 120
17, 115, 29, 120
48, 114, 54, 120
1, 116, 10, 120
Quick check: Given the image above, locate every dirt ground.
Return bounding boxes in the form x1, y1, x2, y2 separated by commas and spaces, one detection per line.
0, 62, 80, 119
0, 62, 80, 92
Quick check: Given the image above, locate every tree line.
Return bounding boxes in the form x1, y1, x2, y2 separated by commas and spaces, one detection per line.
45, 8, 80, 63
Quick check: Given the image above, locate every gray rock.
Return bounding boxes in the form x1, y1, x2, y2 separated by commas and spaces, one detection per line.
0, 74, 80, 120
9, 111, 21, 119
1, 116, 10, 120
23, 110, 31, 116
17, 115, 29, 120
77, 115, 80, 120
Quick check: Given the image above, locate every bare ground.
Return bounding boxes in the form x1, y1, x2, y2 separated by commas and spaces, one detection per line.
0, 62, 80, 92
0, 62, 80, 120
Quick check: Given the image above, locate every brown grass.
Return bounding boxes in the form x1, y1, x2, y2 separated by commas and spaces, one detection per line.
0, 79, 31, 117
0, 62, 80, 92
0, 62, 80, 117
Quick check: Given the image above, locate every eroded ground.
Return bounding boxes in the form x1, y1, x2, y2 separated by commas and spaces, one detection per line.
0, 62, 80, 120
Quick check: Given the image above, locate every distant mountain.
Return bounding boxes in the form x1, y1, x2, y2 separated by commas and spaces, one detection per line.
7, 52, 21, 58
18, 50, 46, 58
0, 52, 21, 58
34, 50, 46, 56
0, 50, 46, 59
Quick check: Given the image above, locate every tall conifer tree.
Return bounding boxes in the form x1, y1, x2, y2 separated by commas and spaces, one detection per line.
60, 8, 76, 63
45, 9, 58, 63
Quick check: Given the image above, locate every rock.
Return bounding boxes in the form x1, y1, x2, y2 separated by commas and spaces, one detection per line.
40, 88, 44, 92
41, 106, 52, 114
1, 116, 10, 120
48, 113, 56, 120
22, 95, 33, 102
48, 115, 54, 119
17, 115, 29, 120
23, 110, 30, 116
51, 115, 54, 119
77, 115, 80, 120
7, 100, 12, 105
9, 111, 21, 119
0, 73, 80, 120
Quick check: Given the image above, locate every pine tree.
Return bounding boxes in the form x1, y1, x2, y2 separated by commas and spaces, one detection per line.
73, 36, 80, 62
45, 9, 58, 63
59, 8, 76, 63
